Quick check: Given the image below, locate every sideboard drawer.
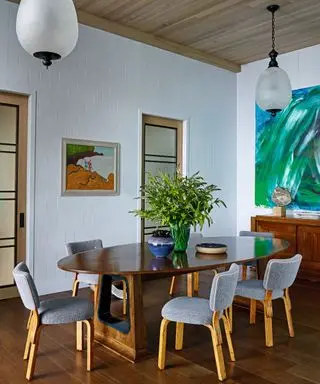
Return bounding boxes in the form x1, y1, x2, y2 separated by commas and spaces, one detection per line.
256, 222, 296, 234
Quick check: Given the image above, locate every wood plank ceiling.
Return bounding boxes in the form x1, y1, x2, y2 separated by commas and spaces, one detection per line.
11, 0, 320, 72
73, 0, 320, 72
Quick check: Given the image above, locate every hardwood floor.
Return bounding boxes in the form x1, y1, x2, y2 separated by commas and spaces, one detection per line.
1, 274, 320, 383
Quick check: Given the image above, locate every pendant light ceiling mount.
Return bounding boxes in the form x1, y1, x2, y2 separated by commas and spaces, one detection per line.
266, 4, 279, 13
255, 3, 292, 117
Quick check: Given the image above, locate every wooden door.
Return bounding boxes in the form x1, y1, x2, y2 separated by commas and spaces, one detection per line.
141, 114, 183, 242
0, 92, 28, 299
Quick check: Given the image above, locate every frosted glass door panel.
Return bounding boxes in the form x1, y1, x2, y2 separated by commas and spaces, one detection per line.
0, 238, 15, 247
145, 125, 176, 156
0, 201, 15, 238
0, 152, 16, 190
0, 105, 17, 144
0, 248, 14, 286
145, 162, 176, 180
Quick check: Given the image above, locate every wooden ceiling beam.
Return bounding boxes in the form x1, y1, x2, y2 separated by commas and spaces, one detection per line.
7, 0, 241, 73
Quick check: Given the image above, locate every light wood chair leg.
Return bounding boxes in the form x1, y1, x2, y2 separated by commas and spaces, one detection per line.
83, 319, 94, 371
169, 276, 176, 296
222, 314, 235, 362
26, 312, 41, 381
250, 299, 256, 325
122, 280, 127, 316
207, 313, 226, 381
24, 327, 32, 361
72, 277, 80, 297
26, 311, 33, 330
175, 322, 184, 351
158, 319, 170, 370
242, 265, 248, 280
193, 272, 199, 295
187, 273, 194, 297
283, 289, 294, 337
228, 305, 233, 333
263, 291, 273, 347
24, 312, 35, 361
76, 321, 83, 351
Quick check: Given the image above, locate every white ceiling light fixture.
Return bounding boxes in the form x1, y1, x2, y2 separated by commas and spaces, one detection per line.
16, 0, 79, 69
255, 5, 292, 116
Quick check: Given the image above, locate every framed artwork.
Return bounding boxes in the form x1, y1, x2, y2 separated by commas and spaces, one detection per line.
61, 138, 120, 196
255, 85, 320, 211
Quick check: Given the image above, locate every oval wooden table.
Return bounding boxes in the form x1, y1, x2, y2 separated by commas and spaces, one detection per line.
58, 236, 289, 362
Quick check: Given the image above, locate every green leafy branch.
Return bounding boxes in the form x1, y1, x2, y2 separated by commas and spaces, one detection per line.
132, 171, 226, 230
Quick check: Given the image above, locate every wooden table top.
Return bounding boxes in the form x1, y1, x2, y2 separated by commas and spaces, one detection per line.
57, 236, 289, 276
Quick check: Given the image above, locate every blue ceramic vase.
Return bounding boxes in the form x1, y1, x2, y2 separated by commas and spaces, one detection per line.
148, 230, 174, 258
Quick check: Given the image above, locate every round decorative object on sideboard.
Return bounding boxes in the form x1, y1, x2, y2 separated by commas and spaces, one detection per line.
271, 186, 292, 217
147, 230, 174, 258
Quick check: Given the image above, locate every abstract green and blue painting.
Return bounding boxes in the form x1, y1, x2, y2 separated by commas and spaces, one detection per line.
255, 85, 320, 211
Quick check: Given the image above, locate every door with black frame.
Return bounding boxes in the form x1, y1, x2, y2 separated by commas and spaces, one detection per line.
0, 92, 28, 299
141, 114, 183, 242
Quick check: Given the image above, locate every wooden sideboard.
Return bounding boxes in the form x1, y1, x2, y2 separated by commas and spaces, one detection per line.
251, 215, 320, 281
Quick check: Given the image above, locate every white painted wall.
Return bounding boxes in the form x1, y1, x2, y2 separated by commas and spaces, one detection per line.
237, 44, 320, 232
0, 1, 237, 294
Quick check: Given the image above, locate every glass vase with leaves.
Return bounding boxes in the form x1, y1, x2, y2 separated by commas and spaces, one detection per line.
132, 172, 226, 252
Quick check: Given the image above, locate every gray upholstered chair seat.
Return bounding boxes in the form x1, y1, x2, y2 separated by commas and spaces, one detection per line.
39, 297, 94, 325
235, 279, 283, 301
162, 297, 212, 325
77, 273, 99, 285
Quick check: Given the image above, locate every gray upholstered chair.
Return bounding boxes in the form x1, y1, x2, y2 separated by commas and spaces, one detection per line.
235, 254, 302, 347
239, 231, 274, 280
66, 239, 103, 300
159, 263, 240, 381
13, 263, 94, 381
66, 239, 127, 315
169, 233, 203, 296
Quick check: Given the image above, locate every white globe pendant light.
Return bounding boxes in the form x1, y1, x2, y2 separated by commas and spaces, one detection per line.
16, 0, 79, 68
255, 5, 292, 116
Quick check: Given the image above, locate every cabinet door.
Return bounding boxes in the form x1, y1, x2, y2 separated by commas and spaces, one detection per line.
297, 225, 320, 260
297, 225, 320, 280
256, 222, 296, 257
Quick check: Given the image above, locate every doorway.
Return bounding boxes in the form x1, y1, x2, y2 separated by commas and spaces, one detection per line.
0, 92, 28, 299
141, 114, 183, 242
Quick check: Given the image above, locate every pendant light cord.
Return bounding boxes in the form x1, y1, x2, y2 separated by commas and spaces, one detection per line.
267, 4, 279, 68
271, 10, 276, 51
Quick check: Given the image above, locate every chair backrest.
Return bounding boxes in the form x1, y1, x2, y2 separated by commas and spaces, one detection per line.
66, 239, 103, 255
209, 263, 240, 312
239, 230, 274, 238
263, 254, 302, 291
13, 262, 40, 310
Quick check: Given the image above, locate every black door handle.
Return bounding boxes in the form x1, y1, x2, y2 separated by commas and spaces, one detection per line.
19, 213, 25, 228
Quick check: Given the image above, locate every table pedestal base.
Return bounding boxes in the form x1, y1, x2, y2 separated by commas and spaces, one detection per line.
94, 274, 148, 362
